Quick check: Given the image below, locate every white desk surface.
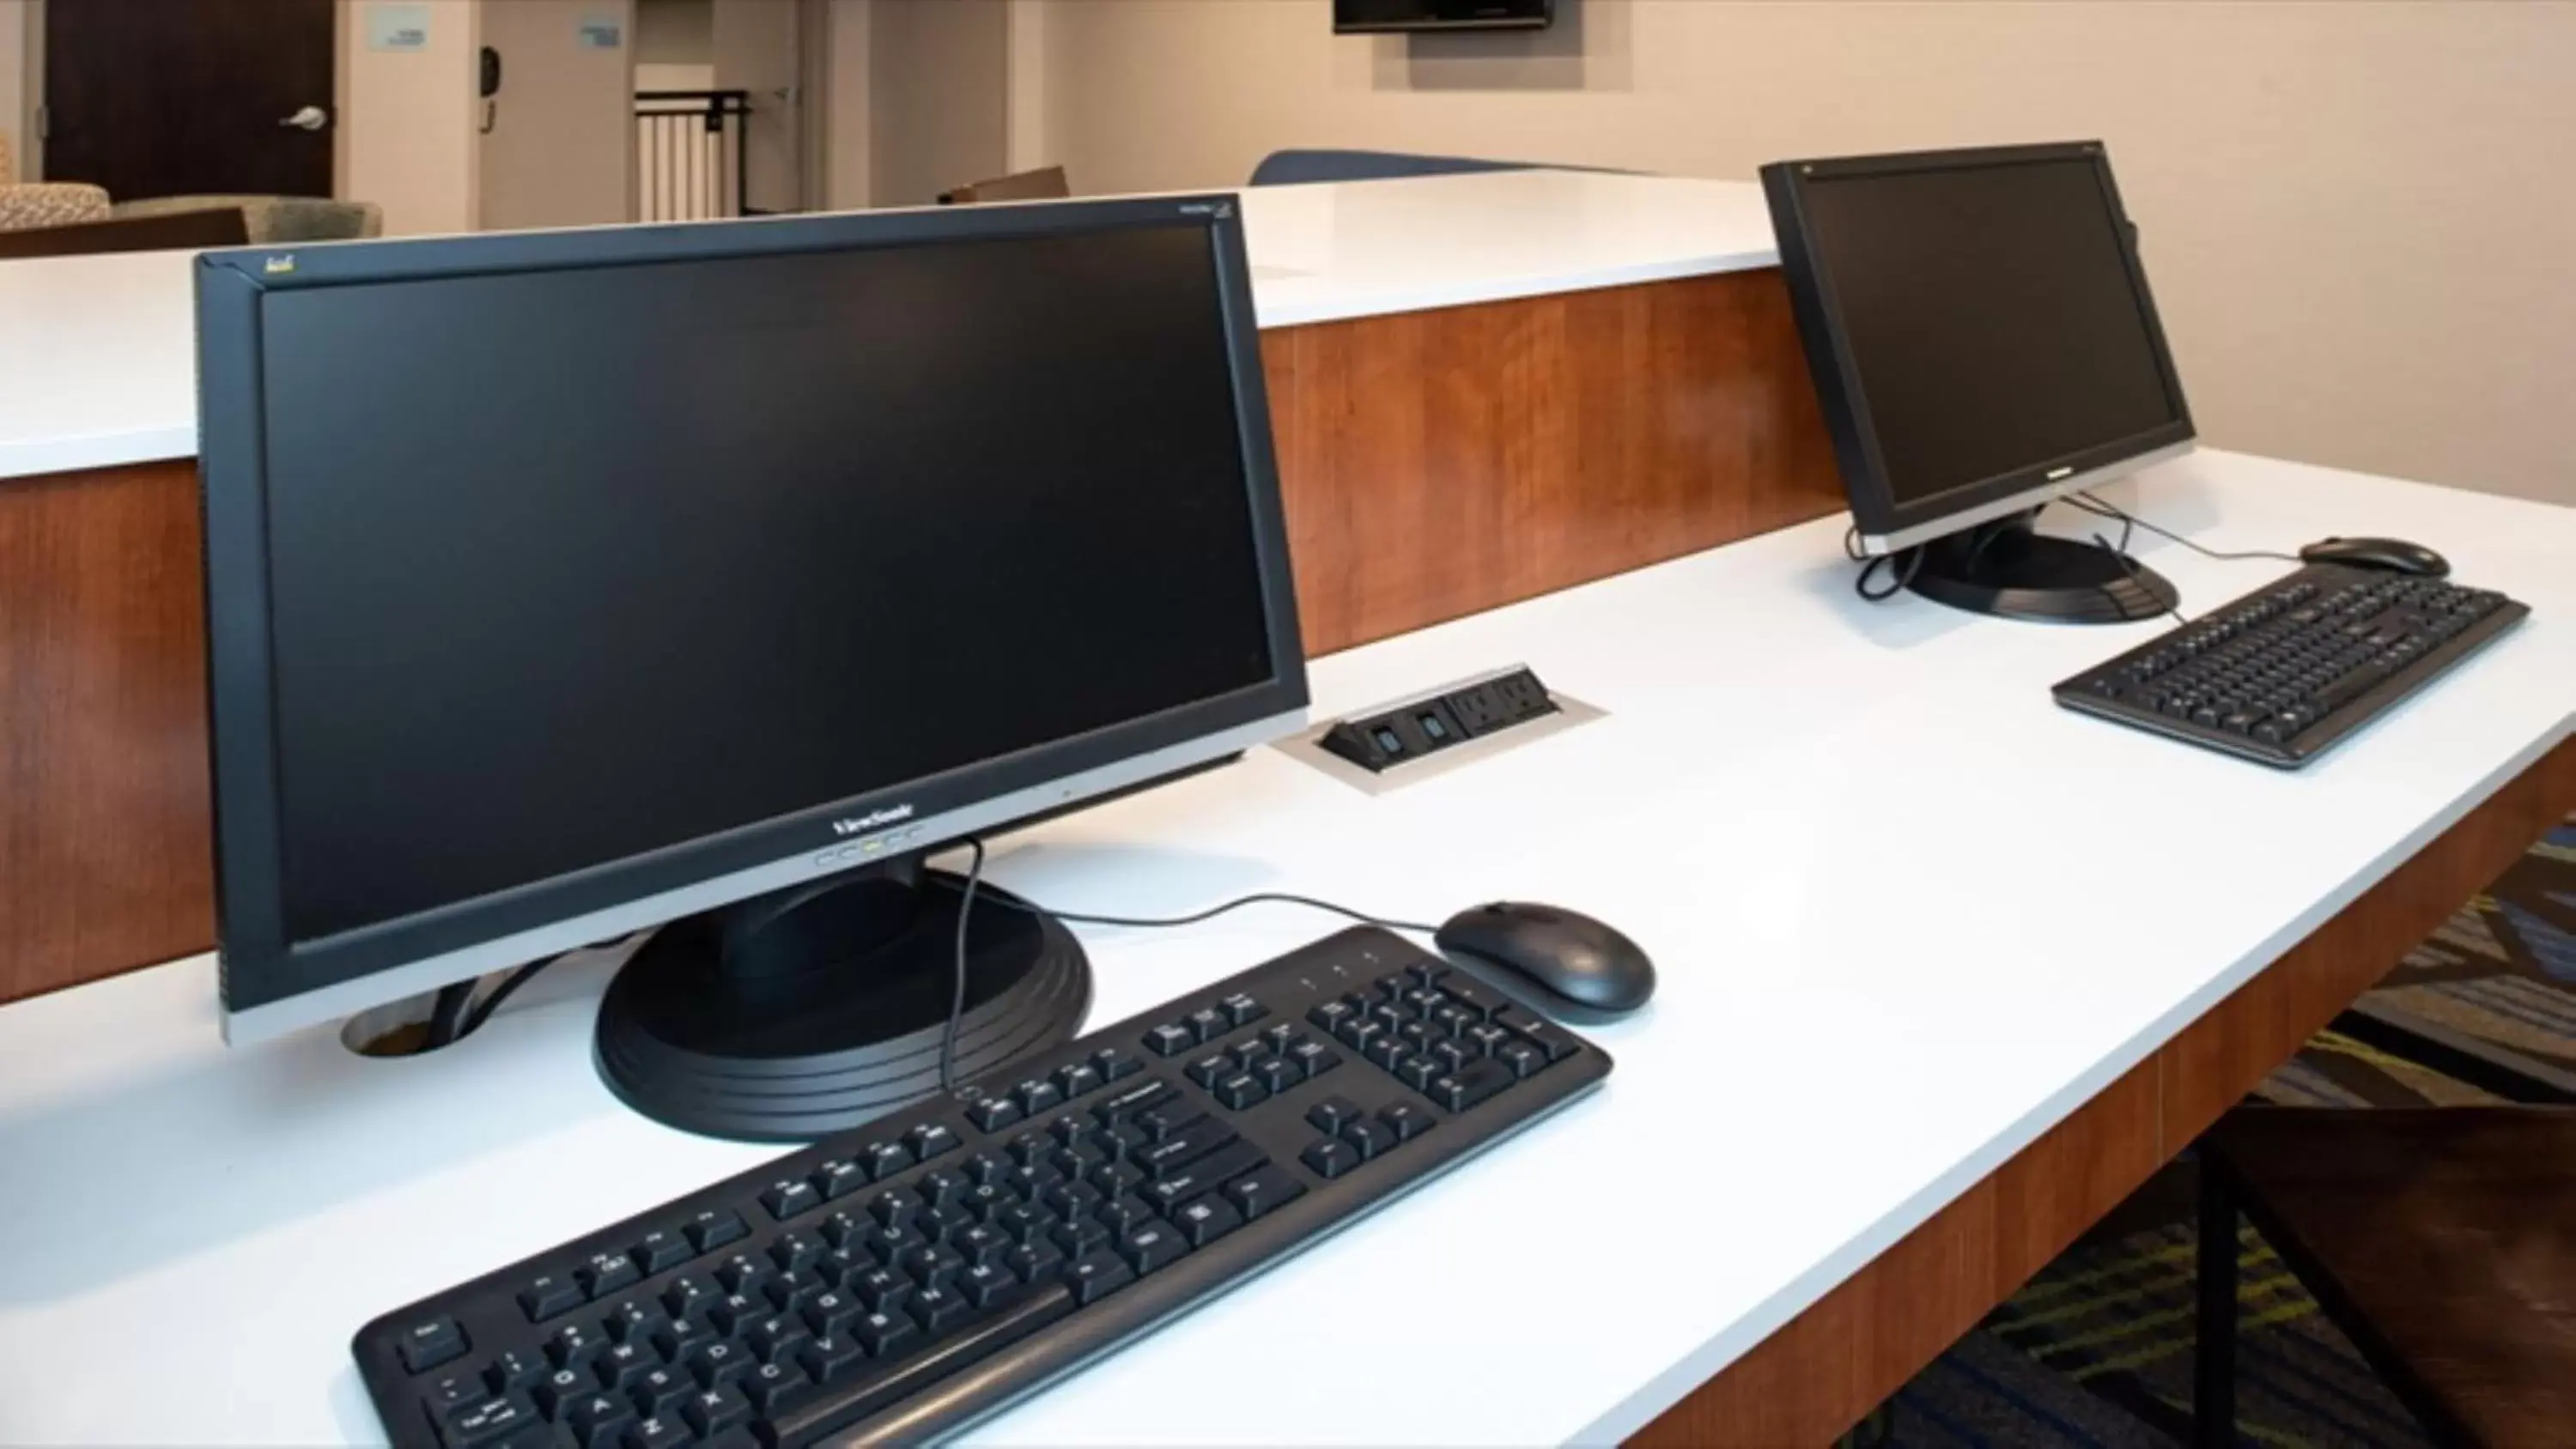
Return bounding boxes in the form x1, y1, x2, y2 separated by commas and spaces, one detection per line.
0, 169, 1774, 482
1, 450, 2568, 1446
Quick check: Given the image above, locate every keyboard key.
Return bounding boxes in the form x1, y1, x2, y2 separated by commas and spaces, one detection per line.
535, 1367, 593, 1418
906, 1123, 963, 1161
1506, 1015, 1581, 1064
1185, 1006, 1230, 1041
623, 1413, 691, 1449
1341, 1119, 1395, 1161
396, 1314, 470, 1373
1118, 1222, 1191, 1275
1095, 1193, 1157, 1234
1145, 1024, 1195, 1056
423, 1370, 485, 1414
743, 1359, 817, 1416
1092, 1047, 1145, 1082
1223, 1163, 1306, 1222
681, 1210, 748, 1254
544, 1323, 606, 1370
592, 1340, 655, 1391
744, 1314, 809, 1364
1398, 1055, 1443, 1091
483, 1348, 548, 1395
1379, 1102, 1436, 1142
1054, 1063, 1104, 1099
566, 1391, 636, 1447
519, 1274, 585, 1324
757, 1178, 822, 1222
811, 1159, 869, 1201
796, 1331, 868, 1385
965, 1094, 1024, 1132
440, 1391, 541, 1446
1466, 1022, 1511, 1056
629, 1228, 692, 1276
1433, 1058, 1516, 1112
1250, 1056, 1297, 1094
1288, 1040, 1341, 1078
706, 1292, 766, 1337
768, 1231, 824, 1276
648, 1319, 714, 1363
682, 1341, 752, 1391
909, 1283, 975, 1334
1170, 1195, 1244, 1247
1004, 1237, 1066, 1284
1139, 1140, 1267, 1216
852, 1307, 916, 1357
1305, 1096, 1363, 1134
1062, 1250, 1136, 1306
625, 1361, 691, 1415
898, 1245, 967, 1290
1495, 1040, 1546, 1079
678, 1383, 753, 1437
1130, 1116, 1239, 1175
1219, 992, 1267, 1026
1301, 1138, 1359, 1179
863, 1141, 914, 1179
1093, 1076, 1177, 1125
1308, 999, 1356, 1033
957, 1259, 1018, 1307
1212, 1072, 1270, 1109
1051, 1216, 1112, 1257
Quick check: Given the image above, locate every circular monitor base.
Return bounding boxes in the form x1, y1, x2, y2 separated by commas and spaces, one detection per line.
1908, 524, 2179, 624
594, 873, 1090, 1142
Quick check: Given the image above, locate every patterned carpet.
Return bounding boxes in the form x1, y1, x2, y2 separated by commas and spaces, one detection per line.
1863, 811, 2576, 1449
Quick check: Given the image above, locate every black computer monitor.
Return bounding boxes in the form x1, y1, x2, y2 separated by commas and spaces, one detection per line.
195, 197, 1308, 1140
1762, 141, 2197, 622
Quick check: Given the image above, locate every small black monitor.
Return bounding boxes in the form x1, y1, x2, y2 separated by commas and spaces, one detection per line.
1763, 142, 2197, 622
196, 197, 1307, 1138
1334, 0, 1551, 33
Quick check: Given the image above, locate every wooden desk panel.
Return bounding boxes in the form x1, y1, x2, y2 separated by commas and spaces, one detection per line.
1262, 269, 1844, 656
1631, 735, 2576, 1446
0, 460, 213, 1003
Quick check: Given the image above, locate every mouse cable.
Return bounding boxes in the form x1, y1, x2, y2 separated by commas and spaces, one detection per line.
933, 857, 1437, 1097
2063, 492, 2301, 565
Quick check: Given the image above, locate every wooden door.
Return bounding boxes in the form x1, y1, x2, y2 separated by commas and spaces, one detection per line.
44, 0, 338, 201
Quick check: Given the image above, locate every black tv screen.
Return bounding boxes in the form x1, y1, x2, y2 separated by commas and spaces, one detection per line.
1335, 0, 1551, 33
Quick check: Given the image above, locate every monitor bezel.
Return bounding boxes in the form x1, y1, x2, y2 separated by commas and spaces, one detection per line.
197, 197, 1309, 1040
1761, 141, 2198, 552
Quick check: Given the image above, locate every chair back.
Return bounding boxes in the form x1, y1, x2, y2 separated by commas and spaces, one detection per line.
938, 166, 1072, 206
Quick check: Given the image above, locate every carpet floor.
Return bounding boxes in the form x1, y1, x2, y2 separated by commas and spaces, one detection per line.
1863, 811, 2576, 1449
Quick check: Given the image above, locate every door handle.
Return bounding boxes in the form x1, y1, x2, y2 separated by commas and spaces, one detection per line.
278, 105, 329, 132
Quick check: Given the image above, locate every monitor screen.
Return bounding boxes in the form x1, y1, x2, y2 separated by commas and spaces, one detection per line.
1788, 152, 2186, 513
249, 222, 1278, 947
1334, 0, 1550, 33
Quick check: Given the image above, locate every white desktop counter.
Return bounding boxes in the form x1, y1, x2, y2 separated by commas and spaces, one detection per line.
0, 169, 1779, 482
1, 451, 2569, 1446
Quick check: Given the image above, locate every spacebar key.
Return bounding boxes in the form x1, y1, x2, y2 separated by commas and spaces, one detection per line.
758, 1281, 1075, 1446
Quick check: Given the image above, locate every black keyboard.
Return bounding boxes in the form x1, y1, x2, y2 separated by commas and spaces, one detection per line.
355, 928, 1610, 1448
2054, 562, 2527, 767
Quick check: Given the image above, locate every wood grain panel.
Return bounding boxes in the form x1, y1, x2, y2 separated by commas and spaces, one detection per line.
0, 460, 214, 1003
1630, 1063, 2165, 1448
2160, 735, 2576, 1143
1631, 735, 2576, 1446
1261, 268, 1844, 656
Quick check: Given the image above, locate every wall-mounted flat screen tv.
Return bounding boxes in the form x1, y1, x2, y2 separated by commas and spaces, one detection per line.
1334, 0, 1552, 34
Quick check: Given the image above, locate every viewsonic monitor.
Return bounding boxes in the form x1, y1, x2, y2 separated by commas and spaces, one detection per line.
195, 196, 1307, 1139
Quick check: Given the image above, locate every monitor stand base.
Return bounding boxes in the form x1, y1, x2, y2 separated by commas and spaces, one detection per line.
595, 859, 1090, 1143
1906, 509, 2178, 623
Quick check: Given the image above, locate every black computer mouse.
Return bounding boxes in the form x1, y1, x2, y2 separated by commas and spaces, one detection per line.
1435, 902, 1656, 1025
2299, 537, 2449, 578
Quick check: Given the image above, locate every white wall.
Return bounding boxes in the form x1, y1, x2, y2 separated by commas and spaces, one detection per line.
338, 0, 481, 235
1034, 0, 2576, 508
869, 0, 1005, 207
479, 0, 635, 230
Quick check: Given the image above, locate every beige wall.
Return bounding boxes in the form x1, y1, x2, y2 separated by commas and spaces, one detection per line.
339, 0, 482, 235
824, 0, 869, 208
480, 0, 635, 230
636, 0, 712, 65
714, 0, 803, 212
869, 0, 1005, 207
0, 0, 26, 180
1036, 0, 2576, 508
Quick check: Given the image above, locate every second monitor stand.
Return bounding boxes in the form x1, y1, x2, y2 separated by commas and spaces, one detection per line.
1904, 507, 2179, 624
594, 855, 1091, 1143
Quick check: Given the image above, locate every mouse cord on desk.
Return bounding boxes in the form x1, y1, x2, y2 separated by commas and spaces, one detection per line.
2063, 492, 2301, 565
1844, 525, 1927, 603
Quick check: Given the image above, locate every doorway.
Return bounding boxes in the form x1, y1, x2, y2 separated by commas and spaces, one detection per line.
43, 0, 337, 201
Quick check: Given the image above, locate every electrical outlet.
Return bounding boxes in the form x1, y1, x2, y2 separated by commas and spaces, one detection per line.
1443, 666, 1559, 738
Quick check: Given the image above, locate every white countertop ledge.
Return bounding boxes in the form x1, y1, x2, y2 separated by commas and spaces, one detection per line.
0, 169, 1780, 482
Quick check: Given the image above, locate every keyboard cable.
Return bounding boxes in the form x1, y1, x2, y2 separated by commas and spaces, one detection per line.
2063, 491, 2302, 565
